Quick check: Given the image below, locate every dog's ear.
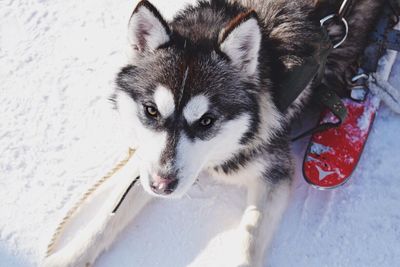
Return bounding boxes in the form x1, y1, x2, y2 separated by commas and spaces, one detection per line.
218, 11, 261, 76
128, 0, 170, 58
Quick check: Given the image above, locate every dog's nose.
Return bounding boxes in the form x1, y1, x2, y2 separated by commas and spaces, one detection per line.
150, 175, 178, 195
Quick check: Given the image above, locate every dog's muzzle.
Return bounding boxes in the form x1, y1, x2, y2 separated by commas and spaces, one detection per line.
150, 174, 178, 195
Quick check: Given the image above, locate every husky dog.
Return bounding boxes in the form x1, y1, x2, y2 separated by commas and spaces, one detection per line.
71, 0, 381, 266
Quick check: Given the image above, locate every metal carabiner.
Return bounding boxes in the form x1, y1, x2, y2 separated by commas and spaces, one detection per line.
320, 14, 349, 49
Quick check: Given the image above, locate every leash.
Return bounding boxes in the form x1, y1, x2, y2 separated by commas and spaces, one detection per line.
46, 148, 136, 257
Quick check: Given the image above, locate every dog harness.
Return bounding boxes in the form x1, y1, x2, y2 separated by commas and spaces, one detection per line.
279, 0, 400, 141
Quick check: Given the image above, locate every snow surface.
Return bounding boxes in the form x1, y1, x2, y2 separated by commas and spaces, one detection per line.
1, 0, 400, 266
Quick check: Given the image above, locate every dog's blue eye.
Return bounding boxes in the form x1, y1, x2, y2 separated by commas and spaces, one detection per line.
199, 116, 214, 127
145, 105, 159, 117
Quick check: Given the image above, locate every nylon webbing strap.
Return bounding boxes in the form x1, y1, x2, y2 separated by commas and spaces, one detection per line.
316, 85, 347, 124
277, 58, 320, 112
292, 85, 347, 141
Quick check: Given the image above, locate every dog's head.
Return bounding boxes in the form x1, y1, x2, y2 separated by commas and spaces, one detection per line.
115, 1, 277, 198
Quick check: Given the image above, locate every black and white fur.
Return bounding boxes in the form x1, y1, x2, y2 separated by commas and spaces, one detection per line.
114, 0, 384, 265
45, 0, 384, 266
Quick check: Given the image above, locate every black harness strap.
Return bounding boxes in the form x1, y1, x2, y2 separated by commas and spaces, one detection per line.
289, 0, 353, 141
279, 0, 355, 113
277, 20, 333, 112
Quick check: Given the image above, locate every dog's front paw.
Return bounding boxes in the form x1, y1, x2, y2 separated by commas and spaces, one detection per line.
229, 228, 259, 267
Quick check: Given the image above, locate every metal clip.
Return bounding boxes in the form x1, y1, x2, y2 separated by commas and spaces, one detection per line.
351, 73, 369, 83
339, 0, 352, 18
320, 14, 349, 49
350, 71, 369, 101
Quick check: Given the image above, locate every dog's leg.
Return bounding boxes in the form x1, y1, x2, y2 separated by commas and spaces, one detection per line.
44, 181, 153, 267
235, 178, 291, 267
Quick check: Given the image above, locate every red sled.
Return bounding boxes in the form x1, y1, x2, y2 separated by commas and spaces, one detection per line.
303, 93, 380, 189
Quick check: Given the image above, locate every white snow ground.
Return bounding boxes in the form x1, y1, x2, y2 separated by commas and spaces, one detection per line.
1, 0, 400, 266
